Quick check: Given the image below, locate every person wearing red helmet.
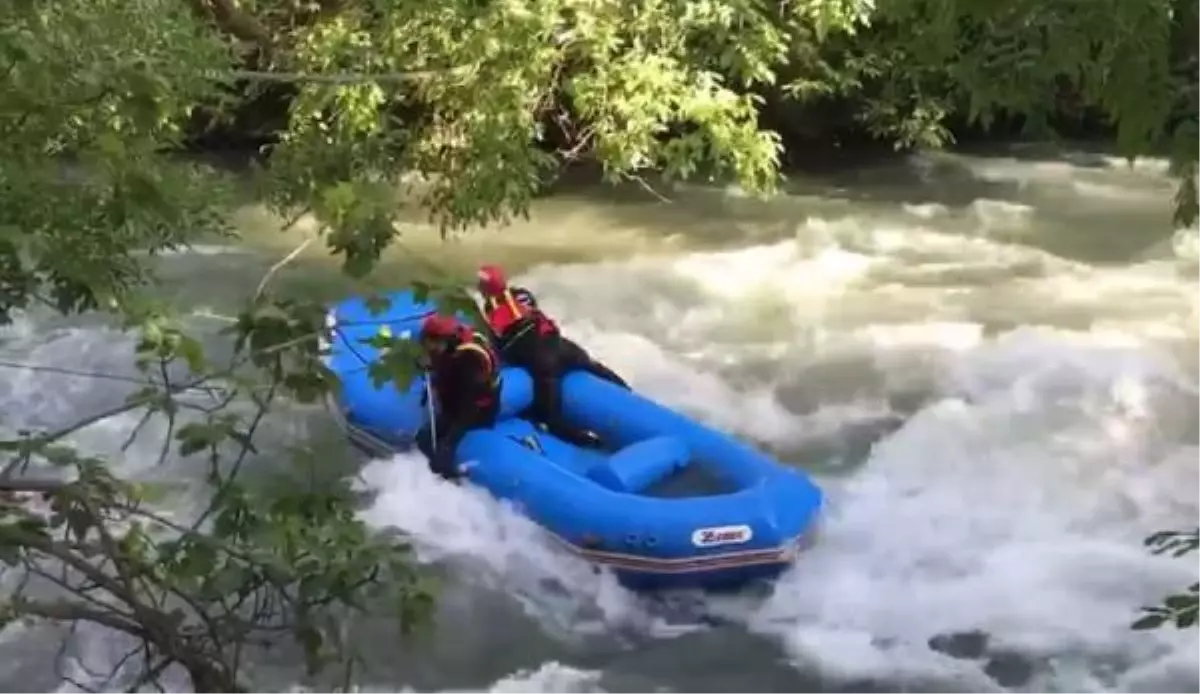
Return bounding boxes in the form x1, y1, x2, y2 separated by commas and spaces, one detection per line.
415, 312, 501, 480
475, 264, 628, 447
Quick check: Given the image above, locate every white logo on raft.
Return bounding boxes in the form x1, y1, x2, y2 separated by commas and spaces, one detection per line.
690, 524, 753, 548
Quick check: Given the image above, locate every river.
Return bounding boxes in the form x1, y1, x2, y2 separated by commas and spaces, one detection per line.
0, 146, 1196, 693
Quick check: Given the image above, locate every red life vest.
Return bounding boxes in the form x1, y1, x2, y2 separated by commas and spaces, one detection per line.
431, 330, 500, 410
481, 290, 557, 340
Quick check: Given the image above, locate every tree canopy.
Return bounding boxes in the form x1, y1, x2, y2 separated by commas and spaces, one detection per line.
0, 0, 1195, 690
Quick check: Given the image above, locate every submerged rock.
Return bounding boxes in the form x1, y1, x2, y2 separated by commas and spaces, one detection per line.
984, 651, 1035, 688
928, 630, 990, 660
927, 630, 1037, 688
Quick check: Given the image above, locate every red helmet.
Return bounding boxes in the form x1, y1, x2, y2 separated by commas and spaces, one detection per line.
477, 264, 508, 296
420, 313, 463, 341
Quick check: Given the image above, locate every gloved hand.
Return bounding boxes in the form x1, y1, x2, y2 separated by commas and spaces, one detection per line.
429, 450, 461, 482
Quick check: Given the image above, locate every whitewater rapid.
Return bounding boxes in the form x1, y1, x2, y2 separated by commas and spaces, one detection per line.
355, 154, 1199, 692
0, 150, 1195, 692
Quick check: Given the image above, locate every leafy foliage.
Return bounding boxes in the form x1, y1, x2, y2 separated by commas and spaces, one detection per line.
1132, 529, 1200, 631
254, 0, 871, 266
0, 0, 234, 322
819, 0, 1198, 226
0, 293, 434, 691
361, 284, 484, 393
0, 0, 851, 689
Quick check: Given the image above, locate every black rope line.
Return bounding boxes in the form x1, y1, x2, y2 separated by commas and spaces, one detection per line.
0, 359, 228, 397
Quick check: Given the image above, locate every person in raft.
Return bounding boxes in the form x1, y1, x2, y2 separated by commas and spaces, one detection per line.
415, 312, 502, 481
475, 264, 630, 448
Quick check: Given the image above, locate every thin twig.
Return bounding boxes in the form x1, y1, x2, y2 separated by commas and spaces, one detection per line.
120, 409, 156, 454
154, 361, 177, 468
125, 655, 171, 694
0, 360, 220, 396
97, 641, 148, 691
254, 236, 315, 302
221, 67, 469, 85
120, 507, 264, 571
23, 373, 219, 450
187, 381, 277, 534
628, 173, 673, 203
0, 327, 321, 458
26, 563, 136, 621
15, 596, 147, 639
53, 621, 97, 694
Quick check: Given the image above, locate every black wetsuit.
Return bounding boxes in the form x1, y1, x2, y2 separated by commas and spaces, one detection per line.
484, 287, 629, 447
414, 334, 500, 480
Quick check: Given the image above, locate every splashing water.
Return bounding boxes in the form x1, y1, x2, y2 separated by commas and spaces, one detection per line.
356, 455, 691, 640
355, 154, 1198, 692
2, 150, 1196, 692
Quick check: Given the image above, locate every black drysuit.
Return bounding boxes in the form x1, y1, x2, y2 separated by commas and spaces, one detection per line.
415, 337, 500, 480
484, 287, 629, 447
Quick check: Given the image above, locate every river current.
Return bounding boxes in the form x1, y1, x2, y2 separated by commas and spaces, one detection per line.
0, 147, 1196, 693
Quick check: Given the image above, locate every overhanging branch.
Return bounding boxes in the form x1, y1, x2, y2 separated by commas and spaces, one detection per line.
221, 68, 469, 85
185, 0, 273, 52
13, 597, 146, 638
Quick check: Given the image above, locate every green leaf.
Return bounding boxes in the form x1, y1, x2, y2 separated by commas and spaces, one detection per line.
0, 543, 20, 567
411, 281, 433, 305
176, 334, 206, 373
175, 421, 229, 457
40, 445, 82, 466
363, 294, 392, 315
298, 624, 325, 675
1164, 594, 1196, 610
1132, 612, 1167, 630
2, 0, 1192, 690
132, 481, 187, 503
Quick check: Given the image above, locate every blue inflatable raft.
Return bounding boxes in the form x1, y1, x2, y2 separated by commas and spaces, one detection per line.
324, 290, 823, 591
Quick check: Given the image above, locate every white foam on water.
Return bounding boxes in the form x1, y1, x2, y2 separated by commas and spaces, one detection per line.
6, 151, 1197, 692
968, 198, 1036, 234
741, 327, 1199, 691
966, 154, 1174, 191
331, 657, 609, 691
467, 661, 605, 693
902, 202, 949, 220
355, 454, 694, 641
1176, 225, 1200, 251
53, 632, 607, 694
355, 657, 604, 691
137, 243, 247, 257
351, 184, 1198, 690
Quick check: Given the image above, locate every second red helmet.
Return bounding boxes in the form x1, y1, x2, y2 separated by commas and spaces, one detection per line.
420, 313, 463, 340
476, 264, 508, 296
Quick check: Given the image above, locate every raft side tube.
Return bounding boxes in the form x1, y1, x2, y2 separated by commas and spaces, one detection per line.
326, 292, 534, 437
457, 425, 806, 561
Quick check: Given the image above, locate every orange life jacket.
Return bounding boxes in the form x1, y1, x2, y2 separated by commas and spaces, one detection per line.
481, 289, 556, 341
